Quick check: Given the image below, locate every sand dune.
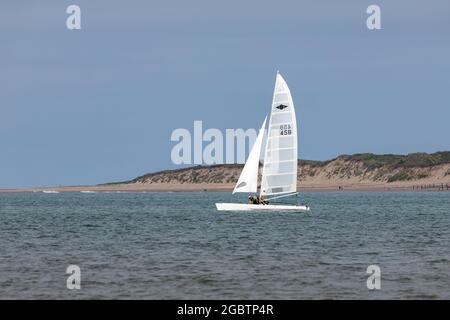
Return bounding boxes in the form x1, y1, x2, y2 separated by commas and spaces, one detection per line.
3, 152, 450, 193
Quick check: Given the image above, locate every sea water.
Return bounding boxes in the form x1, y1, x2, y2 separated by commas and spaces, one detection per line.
0, 191, 448, 299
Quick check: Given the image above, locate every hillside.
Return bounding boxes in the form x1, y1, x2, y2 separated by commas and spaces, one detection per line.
113, 152, 450, 191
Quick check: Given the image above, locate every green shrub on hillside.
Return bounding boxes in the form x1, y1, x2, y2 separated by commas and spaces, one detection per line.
387, 171, 413, 182
351, 152, 450, 170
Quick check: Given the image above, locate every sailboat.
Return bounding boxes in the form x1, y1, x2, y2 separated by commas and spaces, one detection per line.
215, 72, 310, 212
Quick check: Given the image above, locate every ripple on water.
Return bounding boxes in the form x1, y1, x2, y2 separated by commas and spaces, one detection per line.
0, 191, 449, 299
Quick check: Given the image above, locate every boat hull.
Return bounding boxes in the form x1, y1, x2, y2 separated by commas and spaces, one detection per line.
215, 203, 310, 212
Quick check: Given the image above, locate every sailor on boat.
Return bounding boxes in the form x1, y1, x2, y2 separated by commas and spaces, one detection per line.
248, 195, 268, 205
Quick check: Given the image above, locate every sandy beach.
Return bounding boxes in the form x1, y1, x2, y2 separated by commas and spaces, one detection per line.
1, 180, 449, 193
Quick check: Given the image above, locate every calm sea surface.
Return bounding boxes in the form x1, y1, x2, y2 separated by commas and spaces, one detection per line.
0, 191, 449, 299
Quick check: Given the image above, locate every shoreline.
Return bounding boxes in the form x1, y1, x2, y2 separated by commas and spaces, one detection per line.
1, 182, 449, 193
3, 152, 450, 194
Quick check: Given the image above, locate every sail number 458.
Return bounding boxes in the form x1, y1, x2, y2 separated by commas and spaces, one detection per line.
280, 124, 292, 136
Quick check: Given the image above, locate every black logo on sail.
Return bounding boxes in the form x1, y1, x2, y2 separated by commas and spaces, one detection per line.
276, 104, 288, 110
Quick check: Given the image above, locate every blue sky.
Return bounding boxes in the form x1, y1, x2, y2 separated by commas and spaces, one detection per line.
1, 0, 449, 188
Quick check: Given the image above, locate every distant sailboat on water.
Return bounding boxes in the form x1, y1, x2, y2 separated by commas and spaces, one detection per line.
216, 72, 310, 212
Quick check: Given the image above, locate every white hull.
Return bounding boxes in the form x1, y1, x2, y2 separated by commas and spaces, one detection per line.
215, 203, 310, 212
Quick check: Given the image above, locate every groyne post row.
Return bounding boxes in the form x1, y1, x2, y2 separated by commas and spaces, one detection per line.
412, 184, 450, 191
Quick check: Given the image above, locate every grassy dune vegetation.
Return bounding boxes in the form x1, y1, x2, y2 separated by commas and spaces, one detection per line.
111, 152, 450, 186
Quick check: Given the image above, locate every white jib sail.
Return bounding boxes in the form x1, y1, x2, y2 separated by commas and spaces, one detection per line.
260, 72, 298, 197
232, 117, 267, 194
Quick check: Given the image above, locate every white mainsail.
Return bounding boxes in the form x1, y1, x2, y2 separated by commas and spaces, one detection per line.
232, 117, 267, 194
260, 73, 298, 197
